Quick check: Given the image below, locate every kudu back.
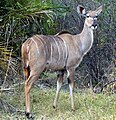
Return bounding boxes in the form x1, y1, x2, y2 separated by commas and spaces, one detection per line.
21, 5, 102, 119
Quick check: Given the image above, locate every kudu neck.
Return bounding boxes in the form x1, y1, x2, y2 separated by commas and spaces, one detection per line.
78, 22, 94, 55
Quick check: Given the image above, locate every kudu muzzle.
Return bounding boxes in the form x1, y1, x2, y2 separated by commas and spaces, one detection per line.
91, 17, 98, 30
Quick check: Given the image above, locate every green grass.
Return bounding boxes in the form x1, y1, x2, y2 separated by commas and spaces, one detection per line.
0, 87, 116, 120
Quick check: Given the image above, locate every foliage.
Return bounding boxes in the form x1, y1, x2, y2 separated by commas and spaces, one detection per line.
0, 0, 70, 87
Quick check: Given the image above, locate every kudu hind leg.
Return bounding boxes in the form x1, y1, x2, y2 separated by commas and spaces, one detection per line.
67, 68, 75, 111
53, 71, 64, 109
25, 73, 39, 119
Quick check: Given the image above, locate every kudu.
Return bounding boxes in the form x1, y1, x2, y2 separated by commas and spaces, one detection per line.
21, 5, 102, 119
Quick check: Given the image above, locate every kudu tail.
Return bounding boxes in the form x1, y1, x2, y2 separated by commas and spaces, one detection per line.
21, 43, 30, 79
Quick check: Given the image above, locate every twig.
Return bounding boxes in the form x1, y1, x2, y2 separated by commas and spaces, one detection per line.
2, 48, 13, 88
0, 88, 14, 91
103, 79, 116, 88
0, 82, 24, 92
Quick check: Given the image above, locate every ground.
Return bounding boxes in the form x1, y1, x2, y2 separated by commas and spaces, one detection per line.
0, 85, 116, 120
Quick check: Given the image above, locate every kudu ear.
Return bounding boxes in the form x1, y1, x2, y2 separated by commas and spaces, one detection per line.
77, 5, 86, 15
95, 5, 103, 15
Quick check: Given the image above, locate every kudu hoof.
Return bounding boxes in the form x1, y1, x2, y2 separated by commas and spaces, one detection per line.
71, 107, 75, 112
25, 112, 34, 120
53, 105, 57, 111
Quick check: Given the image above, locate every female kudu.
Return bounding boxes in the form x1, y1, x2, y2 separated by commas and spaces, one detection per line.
21, 5, 102, 119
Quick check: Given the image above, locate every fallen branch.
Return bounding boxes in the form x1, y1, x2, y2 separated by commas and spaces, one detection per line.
103, 79, 116, 88
0, 82, 24, 92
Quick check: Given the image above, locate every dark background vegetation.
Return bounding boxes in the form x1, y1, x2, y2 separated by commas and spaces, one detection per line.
0, 0, 115, 97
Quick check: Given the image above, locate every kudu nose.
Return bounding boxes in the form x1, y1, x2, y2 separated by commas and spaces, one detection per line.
91, 20, 97, 30
92, 23, 97, 29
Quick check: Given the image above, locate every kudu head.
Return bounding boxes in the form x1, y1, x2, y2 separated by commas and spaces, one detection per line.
77, 5, 102, 30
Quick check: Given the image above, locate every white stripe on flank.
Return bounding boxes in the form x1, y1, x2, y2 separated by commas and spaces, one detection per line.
26, 45, 30, 67
35, 35, 46, 56
52, 37, 60, 61
58, 39, 64, 65
27, 45, 30, 61
60, 38, 68, 63
31, 38, 40, 55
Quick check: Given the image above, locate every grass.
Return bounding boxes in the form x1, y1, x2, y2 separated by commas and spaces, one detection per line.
0, 86, 116, 120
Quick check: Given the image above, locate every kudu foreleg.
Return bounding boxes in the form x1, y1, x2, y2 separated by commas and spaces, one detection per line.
67, 68, 75, 111
53, 71, 64, 109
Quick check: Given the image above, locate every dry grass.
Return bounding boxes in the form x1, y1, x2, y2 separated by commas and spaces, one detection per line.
0, 86, 116, 120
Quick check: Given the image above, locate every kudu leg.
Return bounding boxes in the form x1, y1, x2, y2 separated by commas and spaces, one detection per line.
25, 74, 39, 119
67, 68, 75, 111
53, 71, 64, 109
